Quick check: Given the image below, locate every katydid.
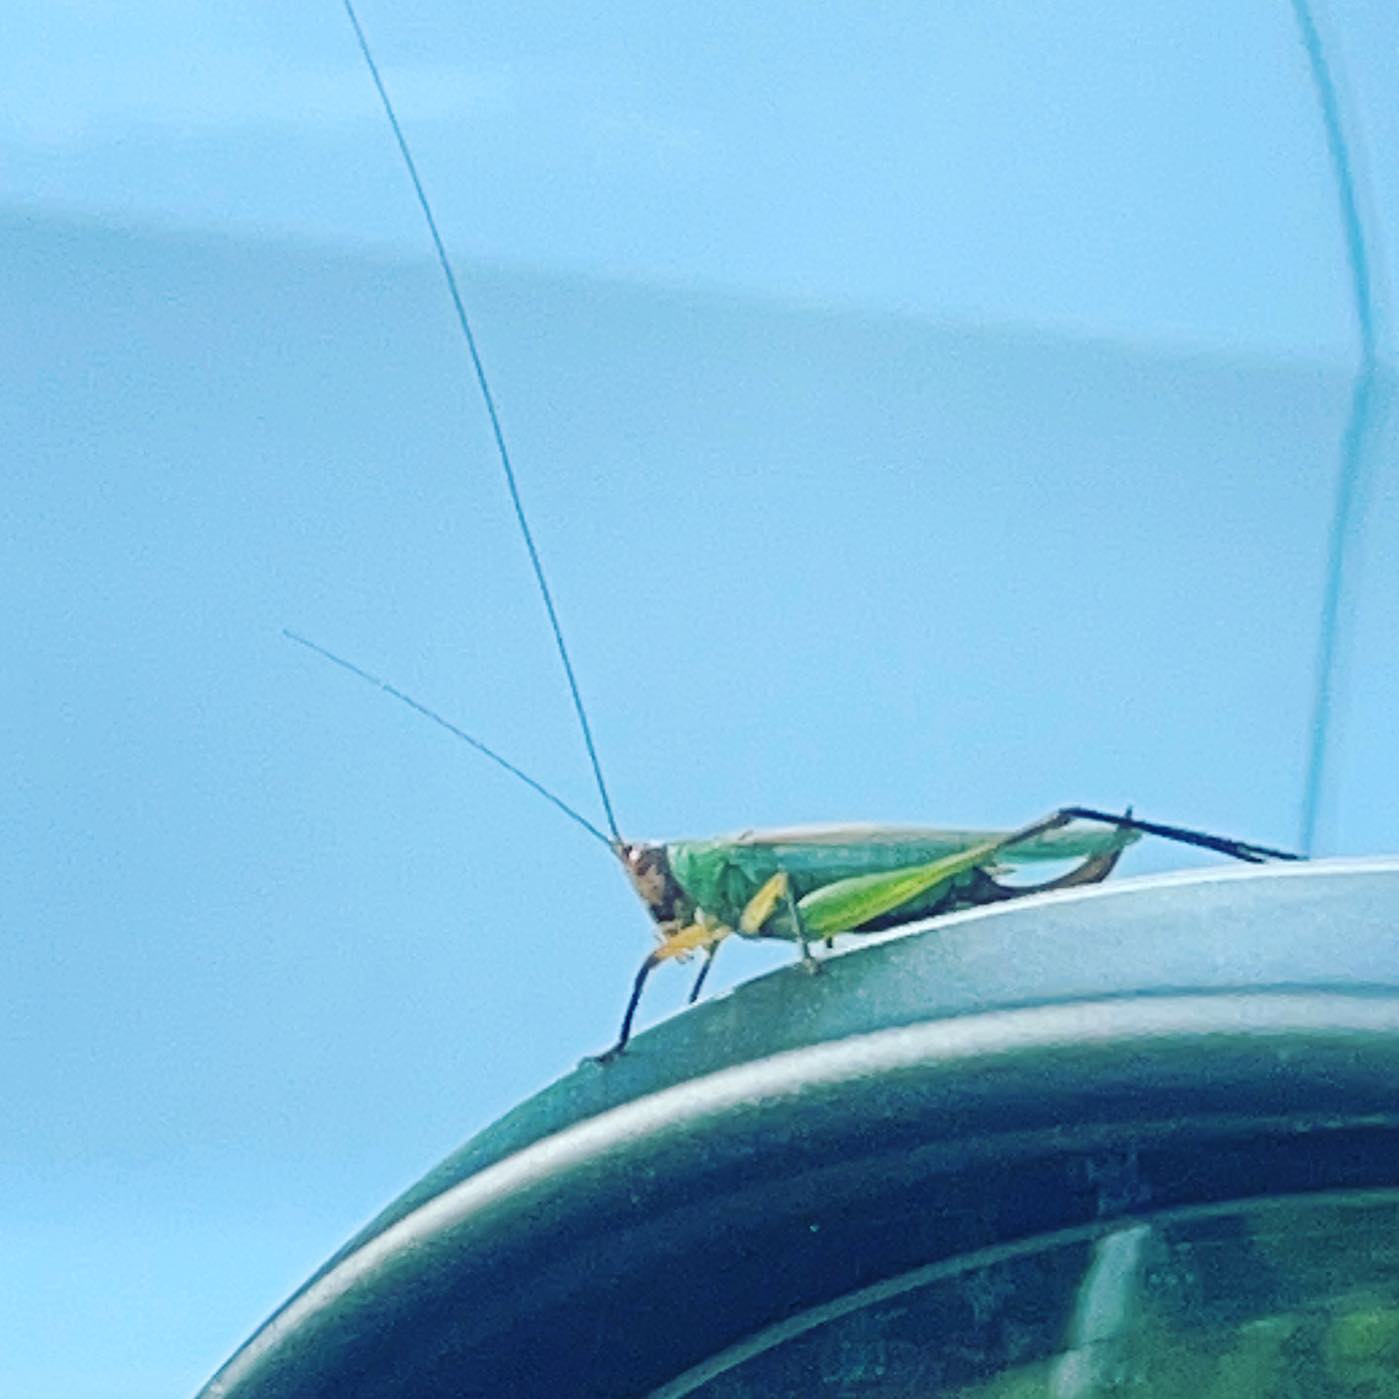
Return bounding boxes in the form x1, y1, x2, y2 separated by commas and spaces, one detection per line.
605, 810, 1298, 1058
285, 629, 1300, 1060
292, 5, 1305, 1060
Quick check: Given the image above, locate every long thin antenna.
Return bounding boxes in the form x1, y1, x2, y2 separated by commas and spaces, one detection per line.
1289, 0, 1383, 855
285, 630, 614, 847
340, 0, 622, 845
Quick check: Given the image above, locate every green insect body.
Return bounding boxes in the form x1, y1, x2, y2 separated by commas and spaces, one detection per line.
600, 808, 1298, 1058
663, 823, 1139, 941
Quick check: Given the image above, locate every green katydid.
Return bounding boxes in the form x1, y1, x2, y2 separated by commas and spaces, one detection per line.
603, 811, 1296, 1059
283, 628, 1299, 1061
291, 4, 1304, 1060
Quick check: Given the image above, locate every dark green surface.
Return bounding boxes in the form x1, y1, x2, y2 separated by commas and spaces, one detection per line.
322, 858, 1399, 1266
670, 1195, 1399, 1397
199, 859, 1399, 1398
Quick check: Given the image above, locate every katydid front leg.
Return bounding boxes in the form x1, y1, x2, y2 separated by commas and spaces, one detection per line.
595, 916, 735, 1064
595, 869, 804, 1063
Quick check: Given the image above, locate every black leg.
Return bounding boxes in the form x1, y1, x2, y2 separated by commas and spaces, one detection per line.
593, 949, 662, 1063
963, 846, 1127, 905
687, 946, 719, 1005
1059, 807, 1302, 864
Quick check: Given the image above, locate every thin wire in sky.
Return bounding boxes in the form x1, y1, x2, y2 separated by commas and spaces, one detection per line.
1289, 0, 1383, 855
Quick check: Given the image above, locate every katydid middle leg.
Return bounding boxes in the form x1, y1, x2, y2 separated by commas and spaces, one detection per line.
735, 869, 820, 971
687, 945, 720, 1004
687, 863, 821, 1003
785, 881, 820, 973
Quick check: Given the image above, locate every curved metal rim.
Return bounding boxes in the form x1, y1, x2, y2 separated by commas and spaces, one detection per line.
269, 857, 1399, 1293
202, 986, 1399, 1397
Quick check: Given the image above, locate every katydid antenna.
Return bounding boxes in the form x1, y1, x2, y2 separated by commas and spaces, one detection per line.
316, 4, 1379, 861
284, 629, 615, 848
300, 0, 625, 849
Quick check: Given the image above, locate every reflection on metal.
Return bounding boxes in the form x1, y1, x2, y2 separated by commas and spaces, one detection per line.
1049, 1224, 1152, 1398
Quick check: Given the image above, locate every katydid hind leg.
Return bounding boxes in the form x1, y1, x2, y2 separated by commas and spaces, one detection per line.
795, 810, 1080, 940
963, 846, 1126, 905
1058, 807, 1302, 864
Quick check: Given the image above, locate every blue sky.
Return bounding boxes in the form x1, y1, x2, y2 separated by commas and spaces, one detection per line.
4, 3, 1397, 1394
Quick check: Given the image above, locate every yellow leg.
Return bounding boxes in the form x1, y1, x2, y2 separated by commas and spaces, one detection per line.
654, 917, 731, 961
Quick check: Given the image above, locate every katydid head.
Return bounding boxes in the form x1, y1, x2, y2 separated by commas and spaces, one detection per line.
616, 840, 692, 931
